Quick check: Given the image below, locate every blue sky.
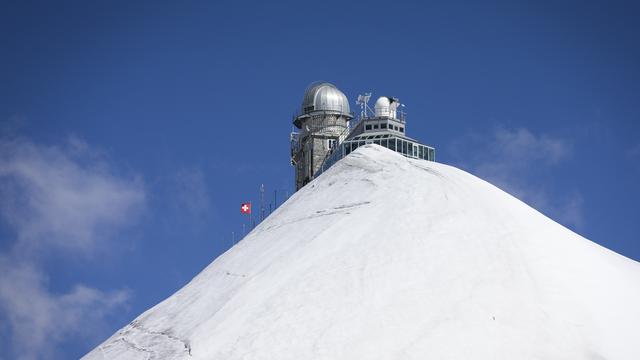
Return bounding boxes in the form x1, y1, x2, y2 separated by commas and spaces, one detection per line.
1, 1, 639, 358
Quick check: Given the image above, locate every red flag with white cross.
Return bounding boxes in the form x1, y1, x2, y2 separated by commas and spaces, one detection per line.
240, 202, 251, 214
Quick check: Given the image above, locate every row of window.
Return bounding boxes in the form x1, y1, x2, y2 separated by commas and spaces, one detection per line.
351, 134, 391, 141
314, 136, 435, 178
364, 123, 404, 133
343, 137, 434, 161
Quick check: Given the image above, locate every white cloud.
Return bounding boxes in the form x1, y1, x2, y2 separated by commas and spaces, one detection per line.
0, 257, 129, 360
455, 127, 571, 183
450, 127, 583, 230
491, 127, 571, 165
172, 168, 211, 220
0, 136, 145, 255
557, 192, 585, 230
0, 135, 145, 359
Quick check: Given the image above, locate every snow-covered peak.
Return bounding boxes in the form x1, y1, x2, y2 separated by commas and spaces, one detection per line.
84, 145, 640, 360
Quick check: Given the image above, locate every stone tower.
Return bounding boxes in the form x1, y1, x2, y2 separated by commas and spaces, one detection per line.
290, 82, 353, 190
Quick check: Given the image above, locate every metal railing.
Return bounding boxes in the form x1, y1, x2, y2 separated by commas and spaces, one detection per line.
293, 107, 354, 121
313, 119, 360, 174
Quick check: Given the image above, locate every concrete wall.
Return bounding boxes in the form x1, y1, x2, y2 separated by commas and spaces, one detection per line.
293, 113, 349, 190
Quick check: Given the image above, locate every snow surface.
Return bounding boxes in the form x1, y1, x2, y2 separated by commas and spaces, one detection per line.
84, 145, 640, 360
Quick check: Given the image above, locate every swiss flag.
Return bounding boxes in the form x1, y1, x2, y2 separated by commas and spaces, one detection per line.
240, 202, 251, 214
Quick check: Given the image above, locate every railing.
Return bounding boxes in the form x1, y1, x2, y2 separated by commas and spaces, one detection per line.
313, 118, 362, 175
290, 114, 356, 163
294, 111, 420, 175
348, 116, 365, 133
315, 143, 345, 178
315, 135, 435, 177
293, 106, 355, 121
290, 132, 300, 158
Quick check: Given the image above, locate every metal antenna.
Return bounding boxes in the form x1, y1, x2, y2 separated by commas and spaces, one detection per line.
399, 103, 406, 121
260, 184, 265, 222
356, 93, 372, 119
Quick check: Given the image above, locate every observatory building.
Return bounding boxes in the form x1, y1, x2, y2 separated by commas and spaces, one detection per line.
290, 82, 353, 190
290, 82, 435, 191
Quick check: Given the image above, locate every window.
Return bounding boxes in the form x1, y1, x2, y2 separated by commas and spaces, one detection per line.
419, 146, 424, 159
381, 139, 387, 148
399, 127, 404, 133
327, 139, 337, 149
408, 143, 414, 157
381, 123, 387, 129
373, 124, 379, 129
389, 138, 396, 151
365, 124, 372, 131
394, 126, 399, 131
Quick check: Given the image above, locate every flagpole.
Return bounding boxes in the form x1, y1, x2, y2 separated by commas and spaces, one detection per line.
260, 184, 265, 223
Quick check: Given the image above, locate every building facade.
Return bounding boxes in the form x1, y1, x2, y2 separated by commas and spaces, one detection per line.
290, 82, 353, 190
291, 82, 435, 191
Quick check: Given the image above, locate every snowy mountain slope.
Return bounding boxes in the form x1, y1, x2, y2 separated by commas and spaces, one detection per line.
84, 145, 640, 360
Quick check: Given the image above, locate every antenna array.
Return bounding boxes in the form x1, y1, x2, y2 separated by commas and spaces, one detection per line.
356, 93, 372, 119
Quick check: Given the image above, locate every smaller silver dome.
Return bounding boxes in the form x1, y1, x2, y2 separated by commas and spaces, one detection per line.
374, 96, 391, 117
301, 82, 351, 116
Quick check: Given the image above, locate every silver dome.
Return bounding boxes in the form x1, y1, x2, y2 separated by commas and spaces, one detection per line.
301, 82, 351, 116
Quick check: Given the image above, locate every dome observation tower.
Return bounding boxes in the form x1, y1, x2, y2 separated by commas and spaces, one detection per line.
290, 82, 353, 190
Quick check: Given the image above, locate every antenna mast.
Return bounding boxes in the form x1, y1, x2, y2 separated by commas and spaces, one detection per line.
356, 93, 372, 120
260, 184, 265, 222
